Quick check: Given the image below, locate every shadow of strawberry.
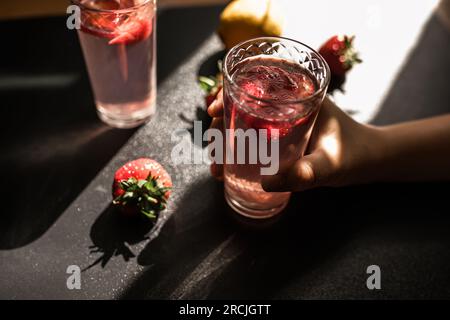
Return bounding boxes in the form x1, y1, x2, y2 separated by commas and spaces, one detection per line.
83, 205, 154, 270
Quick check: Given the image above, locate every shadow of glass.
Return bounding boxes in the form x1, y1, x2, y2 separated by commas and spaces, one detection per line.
371, 14, 450, 125
118, 176, 365, 299
197, 188, 364, 299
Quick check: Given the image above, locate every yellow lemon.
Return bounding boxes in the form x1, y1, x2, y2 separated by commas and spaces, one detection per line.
218, 0, 284, 49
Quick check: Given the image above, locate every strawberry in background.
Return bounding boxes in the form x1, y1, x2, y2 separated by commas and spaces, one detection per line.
319, 35, 362, 93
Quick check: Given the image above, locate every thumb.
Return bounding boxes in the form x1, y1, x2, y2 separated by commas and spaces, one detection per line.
262, 150, 333, 192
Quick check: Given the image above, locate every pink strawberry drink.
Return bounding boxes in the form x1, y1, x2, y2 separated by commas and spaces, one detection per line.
76, 0, 156, 128
223, 38, 330, 219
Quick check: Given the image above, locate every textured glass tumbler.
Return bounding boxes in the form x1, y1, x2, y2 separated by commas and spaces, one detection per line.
223, 37, 330, 219
76, 0, 157, 128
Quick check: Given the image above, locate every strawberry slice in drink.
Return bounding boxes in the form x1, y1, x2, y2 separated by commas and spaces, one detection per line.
234, 62, 317, 139
79, 0, 153, 45
81, 14, 152, 45
79, 0, 153, 80
108, 19, 152, 45
238, 70, 315, 139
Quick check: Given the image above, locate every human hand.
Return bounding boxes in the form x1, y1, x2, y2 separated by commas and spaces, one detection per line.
207, 91, 382, 191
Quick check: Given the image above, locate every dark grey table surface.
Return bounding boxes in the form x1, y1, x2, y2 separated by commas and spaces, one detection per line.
0, 5, 450, 299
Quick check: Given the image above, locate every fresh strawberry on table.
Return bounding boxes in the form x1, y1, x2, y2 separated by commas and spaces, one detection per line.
112, 158, 172, 219
319, 35, 362, 77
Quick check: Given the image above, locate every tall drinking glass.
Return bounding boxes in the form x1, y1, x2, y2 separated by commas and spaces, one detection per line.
223, 37, 330, 219
75, 0, 157, 128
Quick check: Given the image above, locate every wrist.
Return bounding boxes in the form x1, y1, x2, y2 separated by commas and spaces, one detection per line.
347, 123, 388, 186
362, 124, 392, 184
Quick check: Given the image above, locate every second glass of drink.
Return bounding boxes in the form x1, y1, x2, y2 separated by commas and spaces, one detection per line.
76, 0, 157, 128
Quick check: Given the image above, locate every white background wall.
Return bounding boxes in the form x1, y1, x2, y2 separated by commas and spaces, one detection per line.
279, 0, 440, 122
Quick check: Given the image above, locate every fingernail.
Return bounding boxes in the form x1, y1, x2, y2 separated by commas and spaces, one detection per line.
262, 174, 287, 192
